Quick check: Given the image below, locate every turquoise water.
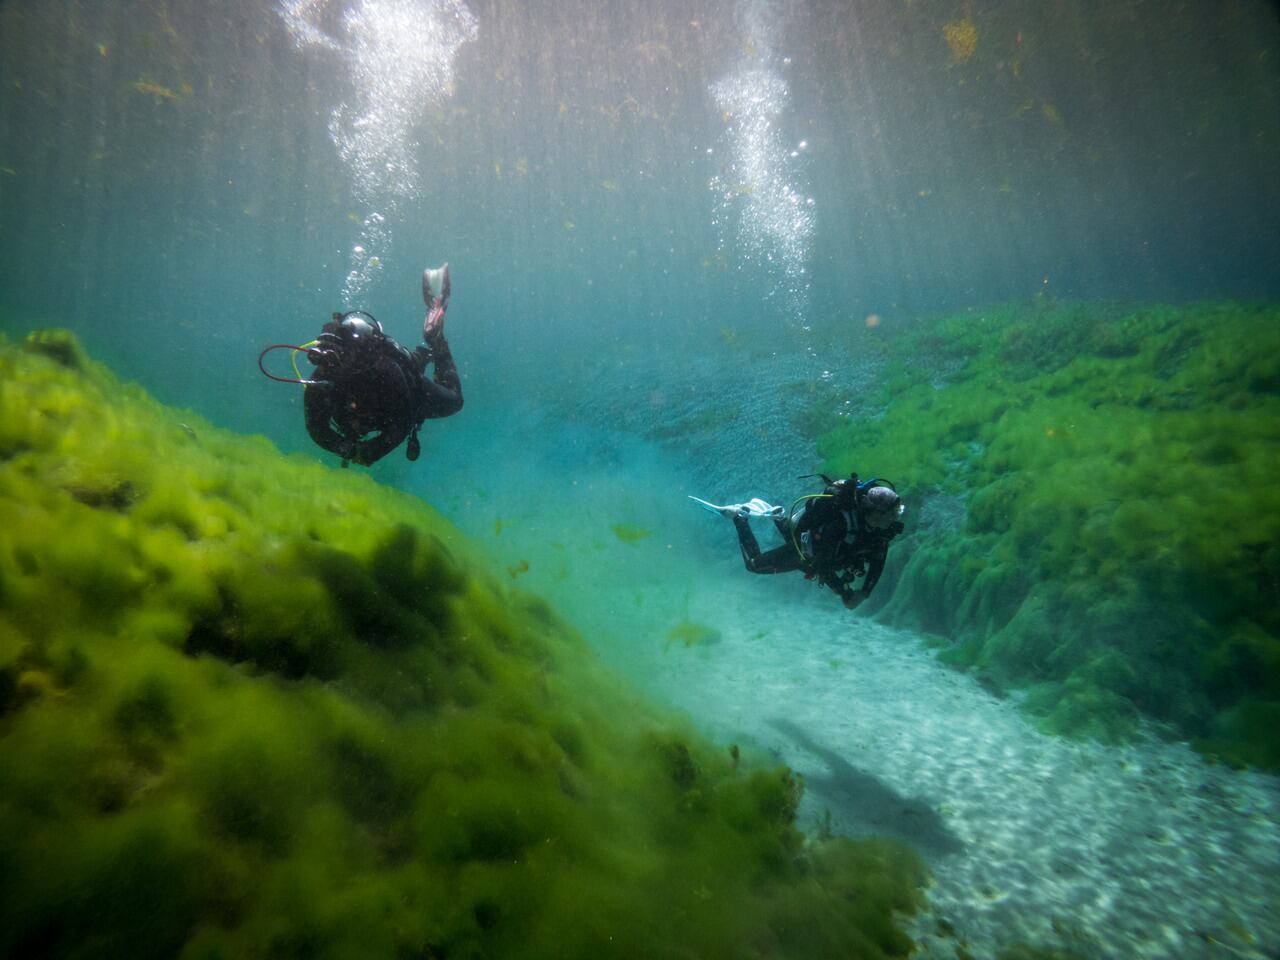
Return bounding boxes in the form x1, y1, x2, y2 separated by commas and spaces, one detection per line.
3, 0, 1278, 417
2, 1, 1279, 958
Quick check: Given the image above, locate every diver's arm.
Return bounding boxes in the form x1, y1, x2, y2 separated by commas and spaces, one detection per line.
858, 541, 890, 600
352, 422, 407, 465
304, 383, 357, 461
816, 567, 857, 606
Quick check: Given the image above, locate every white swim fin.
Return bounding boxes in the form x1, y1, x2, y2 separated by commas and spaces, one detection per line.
422, 263, 451, 307
688, 496, 785, 519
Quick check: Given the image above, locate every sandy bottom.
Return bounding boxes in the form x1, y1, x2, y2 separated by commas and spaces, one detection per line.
647, 595, 1280, 960
415, 401, 1280, 960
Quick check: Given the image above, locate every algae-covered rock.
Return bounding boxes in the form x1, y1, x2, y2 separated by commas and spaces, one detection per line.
817, 302, 1280, 767
0, 331, 926, 959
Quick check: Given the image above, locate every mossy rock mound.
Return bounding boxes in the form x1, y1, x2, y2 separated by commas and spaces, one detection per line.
0, 330, 925, 959
816, 301, 1280, 768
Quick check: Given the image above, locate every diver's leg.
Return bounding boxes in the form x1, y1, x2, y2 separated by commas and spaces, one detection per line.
734, 516, 804, 575
420, 335, 463, 417
748, 543, 805, 575
733, 514, 762, 569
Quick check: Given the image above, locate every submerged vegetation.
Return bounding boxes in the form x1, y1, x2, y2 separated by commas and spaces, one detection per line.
610, 522, 653, 544
816, 301, 1280, 768
664, 620, 723, 651
0, 331, 925, 959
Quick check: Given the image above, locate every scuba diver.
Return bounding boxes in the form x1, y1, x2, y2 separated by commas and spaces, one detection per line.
259, 264, 463, 467
691, 473, 905, 609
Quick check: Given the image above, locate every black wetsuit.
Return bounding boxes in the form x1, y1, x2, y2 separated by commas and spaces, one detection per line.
304, 321, 462, 466
734, 492, 902, 607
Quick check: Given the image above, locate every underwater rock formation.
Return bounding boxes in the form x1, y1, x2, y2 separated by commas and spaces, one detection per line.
0, 330, 925, 959
815, 301, 1280, 768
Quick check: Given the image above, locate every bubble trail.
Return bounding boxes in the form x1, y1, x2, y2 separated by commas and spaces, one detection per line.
278, 0, 478, 304
708, 0, 814, 331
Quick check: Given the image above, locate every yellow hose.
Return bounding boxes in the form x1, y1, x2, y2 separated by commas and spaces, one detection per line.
292, 340, 320, 384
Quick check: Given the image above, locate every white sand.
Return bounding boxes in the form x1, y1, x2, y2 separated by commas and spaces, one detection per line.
646, 588, 1280, 960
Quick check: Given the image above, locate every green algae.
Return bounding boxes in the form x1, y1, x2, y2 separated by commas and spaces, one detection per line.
815, 301, 1280, 767
996, 946, 1089, 960
610, 522, 652, 544
663, 619, 723, 650
0, 330, 926, 959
